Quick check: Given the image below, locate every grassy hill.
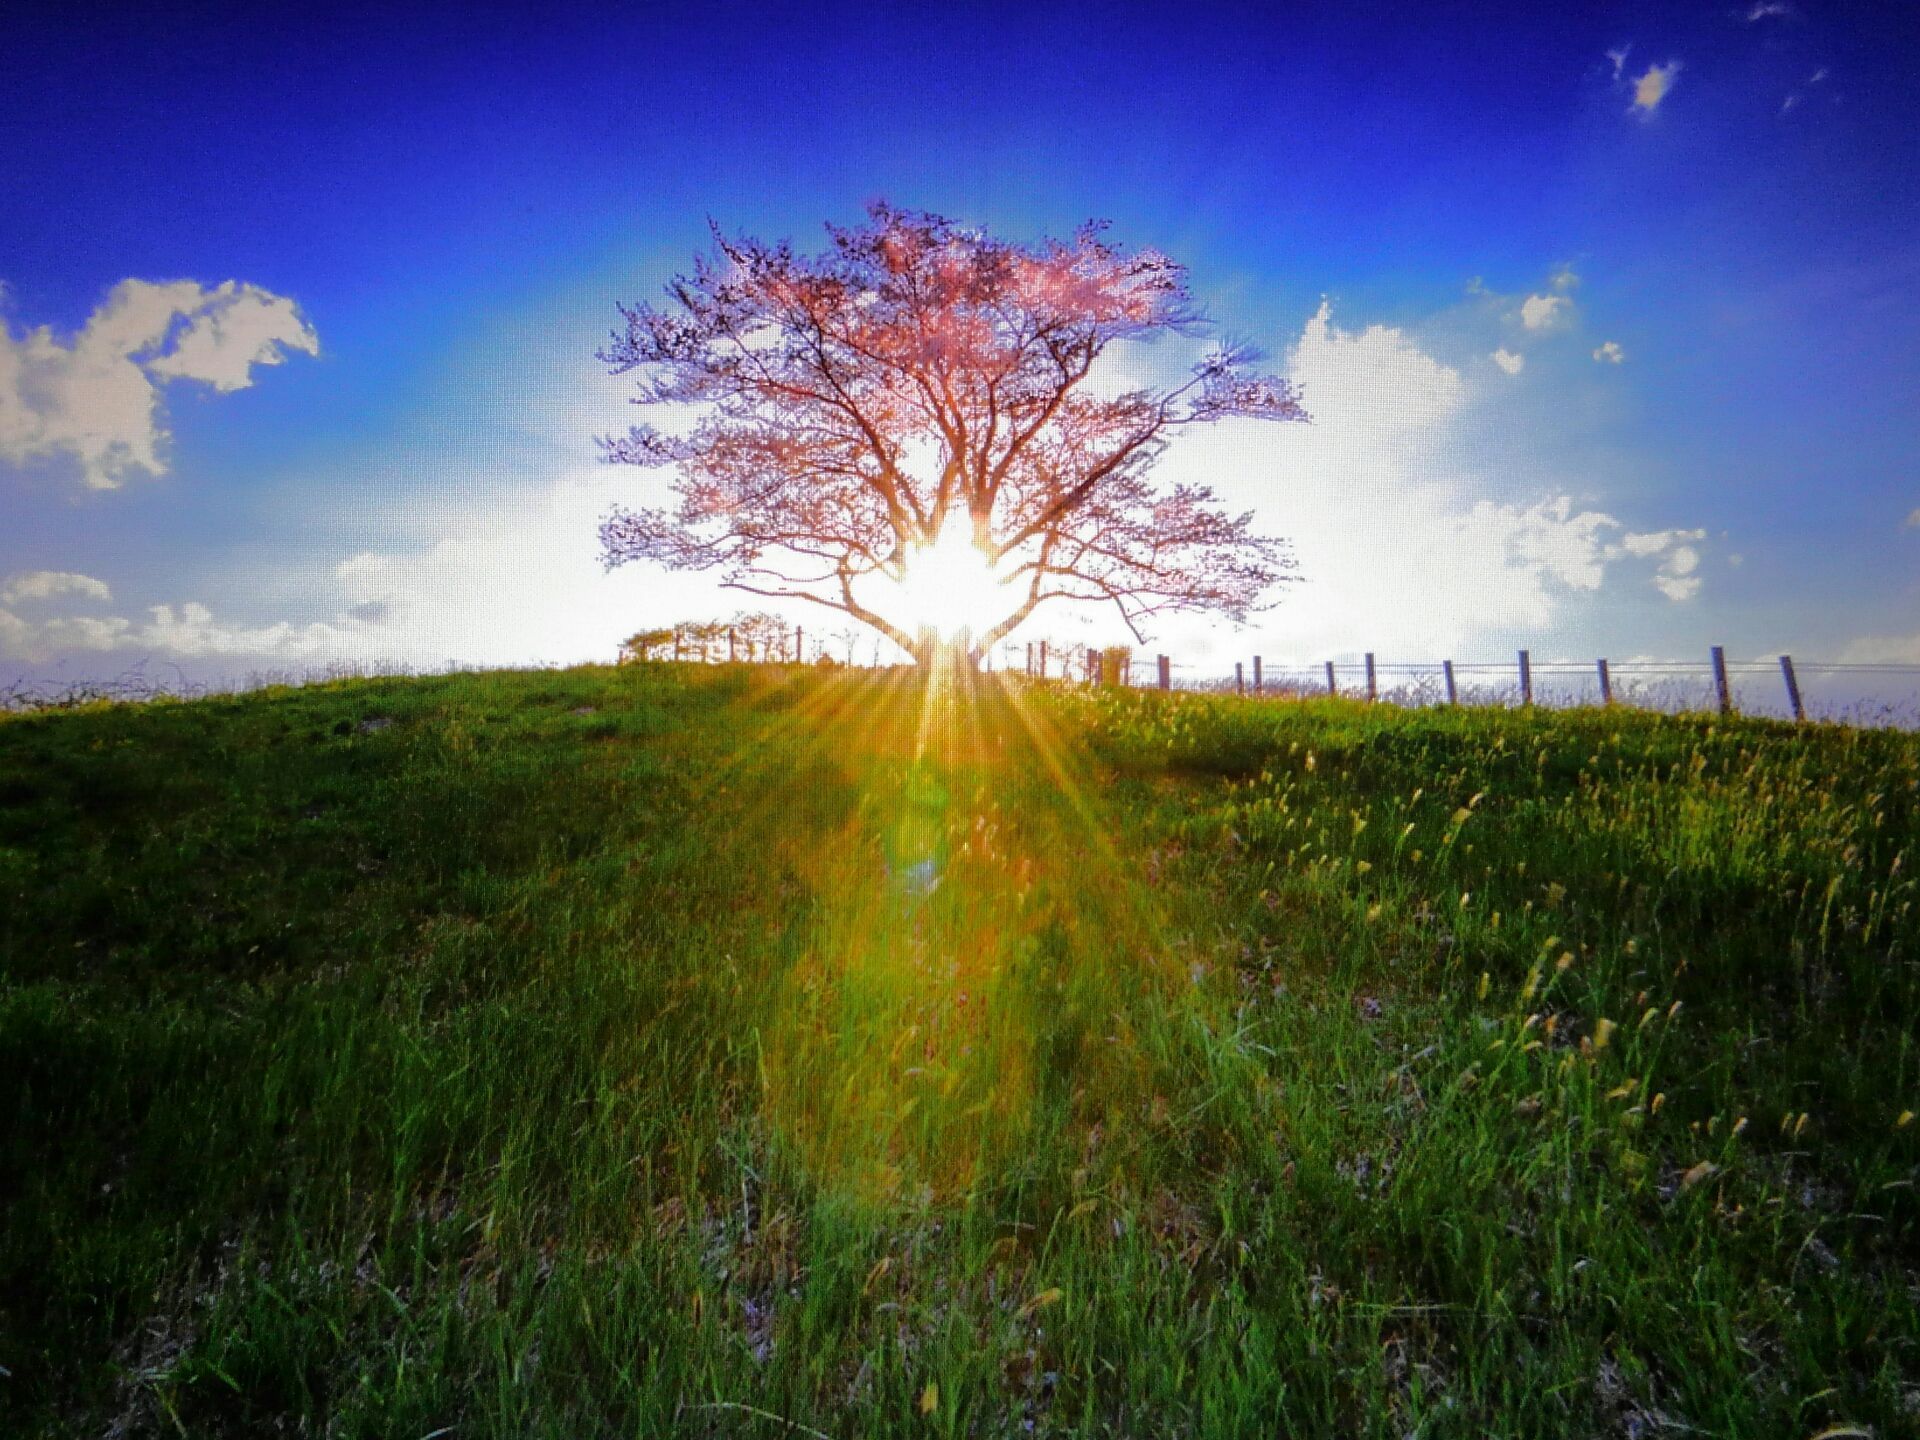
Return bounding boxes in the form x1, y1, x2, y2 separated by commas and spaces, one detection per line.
2, 664, 1916, 1437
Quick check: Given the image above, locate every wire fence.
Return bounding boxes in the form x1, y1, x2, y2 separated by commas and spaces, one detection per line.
998, 640, 1920, 731
1155, 654, 1920, 730
0, 657, 512, 714
8, 648, 1920, 732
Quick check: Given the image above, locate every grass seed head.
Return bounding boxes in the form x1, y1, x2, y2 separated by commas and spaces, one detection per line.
1679, 1160, 1718, 1191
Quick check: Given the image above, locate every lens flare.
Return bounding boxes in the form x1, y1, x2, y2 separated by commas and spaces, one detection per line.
884, 514, 1016, 643
750, 667, 1187, 1204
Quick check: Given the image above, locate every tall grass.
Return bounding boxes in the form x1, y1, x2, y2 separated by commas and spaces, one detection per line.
1, 665, 1914, 1436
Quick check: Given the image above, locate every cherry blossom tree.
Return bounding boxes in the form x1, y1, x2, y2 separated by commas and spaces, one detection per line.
596, 202, 1308, 665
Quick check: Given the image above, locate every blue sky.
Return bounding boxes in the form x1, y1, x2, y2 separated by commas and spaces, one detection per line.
5, 0, 1918, 703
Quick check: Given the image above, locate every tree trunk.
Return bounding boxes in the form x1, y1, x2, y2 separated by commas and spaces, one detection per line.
913, 631, 982, 673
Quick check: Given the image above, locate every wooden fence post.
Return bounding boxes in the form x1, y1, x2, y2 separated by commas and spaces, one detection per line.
1365, 652, 1377, 702
1157, 654, 1171, 691
1780, 654, 1805, 723
795, 626, 804, 663
728, 628, 737, 663
1597, 658, 1612, 706
1236, 661, 1245, 696
1711, 645, 1732, 716
1443, 660, 1457, 706
1253, 655, 1263, 695
1039, 640, 1048, 678
1518, 649, 1532, 706
1325, 661, 1337, 696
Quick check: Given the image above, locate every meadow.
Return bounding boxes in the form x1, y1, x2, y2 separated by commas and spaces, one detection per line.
1, 662, 1915, 1437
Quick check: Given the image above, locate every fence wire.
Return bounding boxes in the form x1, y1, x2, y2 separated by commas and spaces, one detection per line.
9, 651, 1920, 731
1104, 655, 1920, 730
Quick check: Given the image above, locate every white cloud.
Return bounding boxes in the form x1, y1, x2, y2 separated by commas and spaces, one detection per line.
1610, 527, 1706, 600
1462, 497, 1621, 592
1782, 71, 1828, 114
0, 608, 28, 657
1839, 632, 1920, 664
1549, 266, 1579, 292
1520, 293, 1571, 331
142, 285, 318, 393
1905, 507, 1920, 528
1491, 348, 1525, 376
0, 447, 750, 675
1293, 302, 1467, 428
0, 596, 364, 665
315, 468, 741, 668
0, 570, 111, 605
1631, 61, 1682, 114
1593, 340, 1626, 363
1747, 2, 1792, 19
1114, 303, 1710, 662
0, 279, 317, 490
1617, 529, 1686, 558
3, 299, 1713, 681
1606, 45, 1632, 82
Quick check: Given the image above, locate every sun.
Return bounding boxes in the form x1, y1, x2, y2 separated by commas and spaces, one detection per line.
883, 514, 1016, 644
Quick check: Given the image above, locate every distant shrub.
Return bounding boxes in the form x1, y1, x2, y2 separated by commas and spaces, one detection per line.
618, 628, 676, 663
620, 612, 802, 664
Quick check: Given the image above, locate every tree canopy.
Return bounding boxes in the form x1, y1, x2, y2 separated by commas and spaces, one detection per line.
597, 202, 1308, 662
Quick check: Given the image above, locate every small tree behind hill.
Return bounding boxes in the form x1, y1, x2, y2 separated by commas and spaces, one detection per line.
619, 610, 803, 665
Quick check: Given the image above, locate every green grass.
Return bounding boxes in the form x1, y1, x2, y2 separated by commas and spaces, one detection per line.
2, 663, 1916, 1437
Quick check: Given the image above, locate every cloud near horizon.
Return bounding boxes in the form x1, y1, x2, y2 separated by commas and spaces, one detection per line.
0, 279, 318, 490
0, 600, 363, 668
0, 570, 113, 605
1840, 632, 1920, 664
1128, 302, 1709, 663
3, 300, 1711, 677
